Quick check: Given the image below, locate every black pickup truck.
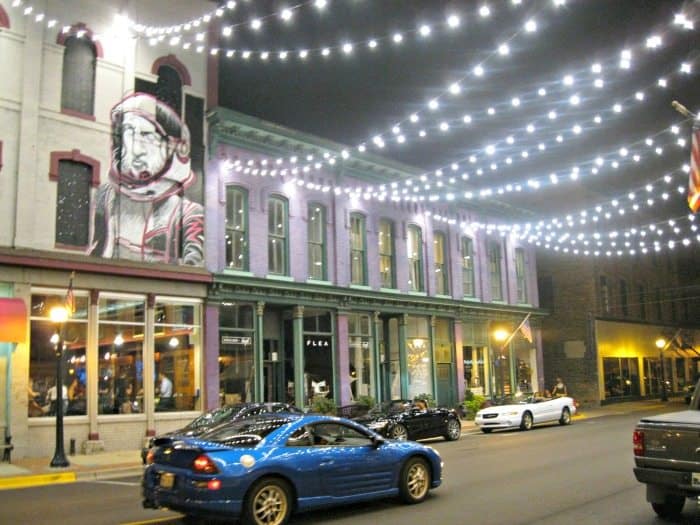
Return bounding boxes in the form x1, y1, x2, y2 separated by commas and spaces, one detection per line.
633, 380, 700, 518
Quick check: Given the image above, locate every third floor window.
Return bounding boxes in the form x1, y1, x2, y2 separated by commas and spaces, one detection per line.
268, 196, 288, 275
407, 225, 424, 292
515, 248, 528, 304
350, 213, 366, 285
461, 236, 475, 297
225, 186, 248, 270
378, 219, 395, 288
308, 204, 326, 280
433, 232, 449, 295
488, 241, 502, 301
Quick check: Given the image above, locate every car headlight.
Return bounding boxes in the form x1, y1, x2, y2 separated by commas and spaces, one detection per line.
368, 421, 388, 430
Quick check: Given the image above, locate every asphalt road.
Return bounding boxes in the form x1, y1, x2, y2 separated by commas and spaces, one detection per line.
2, 409, 699, 525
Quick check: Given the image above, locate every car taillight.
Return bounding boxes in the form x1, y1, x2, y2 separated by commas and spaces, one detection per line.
193, 454, 219, 474
633, 430, 645, 456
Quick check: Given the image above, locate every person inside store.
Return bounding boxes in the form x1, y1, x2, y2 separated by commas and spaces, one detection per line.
46, 379, 68, 416
551, 377, 568, 398
157, 371, 174, 410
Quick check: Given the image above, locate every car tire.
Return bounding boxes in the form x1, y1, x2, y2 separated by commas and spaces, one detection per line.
399, 456, 431, 504
242, 477, 293, 525
390, 423, 409, 441
520, 411, 533, 431
481, 428, 493, 434
444, 419, 461, 441
559, 407, 571, 425
651, 495, 685, 519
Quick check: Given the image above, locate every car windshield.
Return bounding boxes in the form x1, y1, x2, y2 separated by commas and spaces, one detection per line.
199, 416, 294, 447
183, 404, 248, 430
368, 400, 411, 416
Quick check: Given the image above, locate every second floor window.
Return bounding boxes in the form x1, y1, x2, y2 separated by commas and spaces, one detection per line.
515, 248, 528, 304
488, 241, 502, 301
461, 236, 475, 297
61, 35, 96, 116
308, 204, 326, 280
268, 197, 288, 275
350, 213, 366, 285
600, 276, 611, 314
225, 186, 247, 270
407, 225, 424, 292
433, 232, 449, 295
55, 160, 91, 248
378, 219, 395, 288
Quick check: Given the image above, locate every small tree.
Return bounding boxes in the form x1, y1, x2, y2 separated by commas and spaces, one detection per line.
309, 396, 337, 415
462, 389, 486, 420
356, 395, 376, 409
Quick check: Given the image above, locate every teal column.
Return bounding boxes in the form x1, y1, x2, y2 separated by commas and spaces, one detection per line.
429, 316, 438, 404
254, 302, 265, 402
293, 306, 305, 408
508, 341, 516, 394
372, 312, 382, 403
398, 314, 408, 398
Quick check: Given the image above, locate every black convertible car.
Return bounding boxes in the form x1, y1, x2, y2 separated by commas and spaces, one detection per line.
141, 402, 301, 462
354, 399, 461, 441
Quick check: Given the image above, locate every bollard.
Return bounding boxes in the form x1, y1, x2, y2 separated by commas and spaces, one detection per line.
69, 438, 76, 456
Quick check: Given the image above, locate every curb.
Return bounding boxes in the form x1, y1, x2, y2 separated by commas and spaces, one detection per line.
76, 465, 144, 481
0, 471, 76, 491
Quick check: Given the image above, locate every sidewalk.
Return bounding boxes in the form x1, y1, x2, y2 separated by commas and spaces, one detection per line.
0, 398, 687, 490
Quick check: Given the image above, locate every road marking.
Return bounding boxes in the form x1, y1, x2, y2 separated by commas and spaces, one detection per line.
120, 512, 180, 525
91, 479, 141, 487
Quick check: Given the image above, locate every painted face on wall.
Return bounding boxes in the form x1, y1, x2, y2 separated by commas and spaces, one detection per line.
119, 112, 169, 185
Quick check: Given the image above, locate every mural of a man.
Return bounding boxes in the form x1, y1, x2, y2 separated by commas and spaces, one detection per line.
89, 93, 204, 265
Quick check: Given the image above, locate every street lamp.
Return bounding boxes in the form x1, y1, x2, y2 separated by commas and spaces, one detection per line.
49, 305, 70, 468
655, 337, 668, 402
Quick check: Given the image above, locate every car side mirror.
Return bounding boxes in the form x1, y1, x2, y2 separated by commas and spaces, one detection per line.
371, 435, 386, 448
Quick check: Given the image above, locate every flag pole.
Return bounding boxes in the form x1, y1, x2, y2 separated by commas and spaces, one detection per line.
500, 313, 532, 351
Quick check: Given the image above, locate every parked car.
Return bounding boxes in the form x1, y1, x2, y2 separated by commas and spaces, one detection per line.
142, 413, 443, 525
353, 399, 462, 441
141, 402, 301, 463
474, 392, 577, 433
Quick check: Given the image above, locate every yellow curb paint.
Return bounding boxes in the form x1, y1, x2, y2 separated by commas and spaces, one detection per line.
0, 471, 76, 490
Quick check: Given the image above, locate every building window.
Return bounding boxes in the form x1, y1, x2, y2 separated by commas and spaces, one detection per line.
55, 160, 91, 248
350, 213, 366, 285
406, 316, 431, 398
348, 313, 374, 400
433, 231, 449, 295
98, 295, 145, 415
219, 303, 255, 404
29, 291, 89, 418
638, 285, 646, 320
619, 279, 628, 317
268, 196, 288, 275
488, 241, 503, 301
155, 65, 182, 114
599, 276, 611, 314
61, 35, 96, 117
154, 299, 201, 412
225, 186, 248, 270
407, 225, 424, 292
461, 236, 475, 297
515, 248, 528, 304
378, 219, 395, 288
308, 204, 326, 280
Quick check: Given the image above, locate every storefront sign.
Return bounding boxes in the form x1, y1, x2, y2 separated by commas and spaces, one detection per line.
305, 338, 330, 348
221, 336, 251, 345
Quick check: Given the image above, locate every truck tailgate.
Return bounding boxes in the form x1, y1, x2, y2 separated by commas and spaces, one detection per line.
637, 411, 700, 467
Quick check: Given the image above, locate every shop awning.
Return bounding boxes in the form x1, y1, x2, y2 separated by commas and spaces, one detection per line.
0, 298, 27, 343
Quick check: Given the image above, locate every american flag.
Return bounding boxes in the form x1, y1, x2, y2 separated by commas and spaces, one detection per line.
520, 318, 533, 343
690, 121, 700, 213
65, 271, 75, 316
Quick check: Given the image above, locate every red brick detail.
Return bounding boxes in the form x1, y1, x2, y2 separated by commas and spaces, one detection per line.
49, 149, 101, 187
55, 23, 103, 58
151, 54, 192, 86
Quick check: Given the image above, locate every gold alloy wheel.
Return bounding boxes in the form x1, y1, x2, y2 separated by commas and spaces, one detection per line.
406, 461, 429, 500
251, 483, 289, 525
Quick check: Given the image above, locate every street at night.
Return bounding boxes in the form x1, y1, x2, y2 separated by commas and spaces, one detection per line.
3, 405, 698, 525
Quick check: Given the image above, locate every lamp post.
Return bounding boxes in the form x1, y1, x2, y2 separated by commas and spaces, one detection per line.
49, 305, 70, 468
656, 338, 668, 402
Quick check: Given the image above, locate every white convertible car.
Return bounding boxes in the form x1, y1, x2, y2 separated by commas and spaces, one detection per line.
475, 393, 577, 433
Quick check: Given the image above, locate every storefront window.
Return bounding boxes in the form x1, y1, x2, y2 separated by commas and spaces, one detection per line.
98, 296, 144, 415
303, 310, 333, 406
348, 313, 373, 401
603, 357, 640, 399
154, 300, 201, 412
463, 346, 486, 394
29, 291, 88, 417
406, 316, 431, 399
219, 303, 255, 404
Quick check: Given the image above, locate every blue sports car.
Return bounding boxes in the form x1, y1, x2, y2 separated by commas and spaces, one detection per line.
143, 413, 443, 525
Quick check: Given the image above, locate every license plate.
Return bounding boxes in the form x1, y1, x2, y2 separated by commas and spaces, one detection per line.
160, 472, 175, 489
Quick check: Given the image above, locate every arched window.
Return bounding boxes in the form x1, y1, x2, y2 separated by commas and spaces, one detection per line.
61, 35, 97, 118
225, 185, 248, 270
268, 196, 288, 275
349, 213, 367, 285
156, 65, 183, 114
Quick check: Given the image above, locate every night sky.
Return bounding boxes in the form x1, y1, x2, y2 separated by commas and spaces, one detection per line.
214, 0, 700, 233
